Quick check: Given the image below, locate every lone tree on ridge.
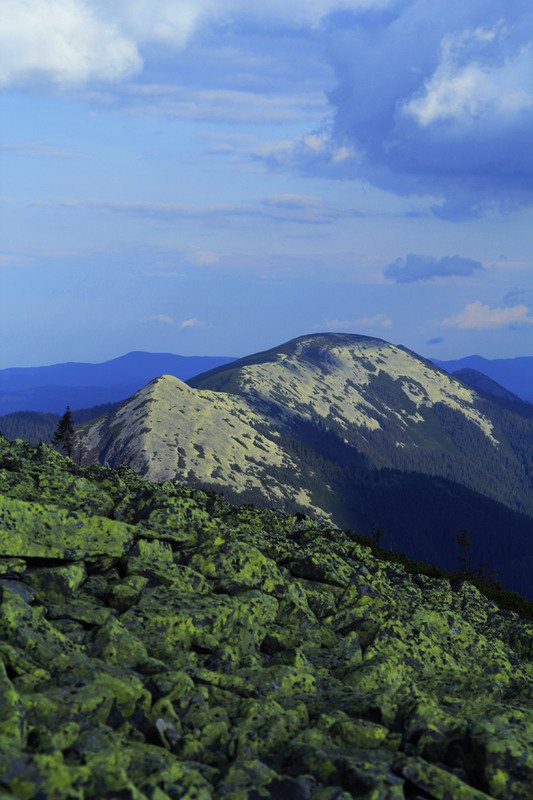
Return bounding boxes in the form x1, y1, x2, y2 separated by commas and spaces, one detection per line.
52, 406, 75, 458
455, 528, 473, 575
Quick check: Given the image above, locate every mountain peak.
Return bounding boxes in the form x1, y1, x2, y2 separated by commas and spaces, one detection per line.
190, 332, 497, 445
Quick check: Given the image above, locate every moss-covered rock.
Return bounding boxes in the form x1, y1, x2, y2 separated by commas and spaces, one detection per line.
1, 438, 533, 798
0, 494, 136, 558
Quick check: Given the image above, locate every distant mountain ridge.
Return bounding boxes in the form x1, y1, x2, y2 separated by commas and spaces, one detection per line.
433, 354, 533, 403
0, 351, 237, 414
451, 368, 527, 405
80, 332, 533, 597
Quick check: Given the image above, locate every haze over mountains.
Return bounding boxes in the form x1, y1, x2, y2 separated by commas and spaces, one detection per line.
79, 333, 533, 597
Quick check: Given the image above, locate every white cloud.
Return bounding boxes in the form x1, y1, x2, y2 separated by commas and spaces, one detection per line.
442, 301, 533, 329
0, 0, 141, 87
320, 4, 533, 217
265, 132, 359, 170
141, 314, 173, 324
179, 317, 202, 330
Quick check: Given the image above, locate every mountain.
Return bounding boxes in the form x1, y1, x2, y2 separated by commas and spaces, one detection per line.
433, 354, 533, 404
1, 435, 533, 798
0, 351, 237, 415
80, 333, 533, 597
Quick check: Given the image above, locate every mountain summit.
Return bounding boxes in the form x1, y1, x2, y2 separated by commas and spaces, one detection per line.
81, 333, 533, 595
190, 332, 499, 445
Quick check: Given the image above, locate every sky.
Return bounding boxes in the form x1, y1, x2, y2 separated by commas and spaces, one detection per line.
1, 0, 533, 368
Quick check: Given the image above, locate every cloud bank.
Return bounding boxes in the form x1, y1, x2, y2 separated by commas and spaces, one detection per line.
0, 0, 387, 87
312, 2, 533, 218
3, 2, 532, 220
384, 253, 484, 283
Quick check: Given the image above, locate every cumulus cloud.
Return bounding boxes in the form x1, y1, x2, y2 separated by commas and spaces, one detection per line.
384, 253, 484, 283
6, 2, 532, 219
442, 301, 533, 329
179, 317, 202, 330
0, 0, 141, 87
256, 131, 360, 178
402, 23, 533, 127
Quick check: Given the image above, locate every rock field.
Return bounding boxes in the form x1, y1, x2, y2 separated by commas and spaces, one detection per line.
1, 435, 533, 798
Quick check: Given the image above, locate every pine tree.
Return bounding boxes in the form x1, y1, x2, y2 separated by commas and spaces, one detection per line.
52, 406, 75, 457
455, 528, 473, 575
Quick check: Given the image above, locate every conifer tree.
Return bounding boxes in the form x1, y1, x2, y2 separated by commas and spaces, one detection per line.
52, 406, 75, 457
455, 528, 473, 575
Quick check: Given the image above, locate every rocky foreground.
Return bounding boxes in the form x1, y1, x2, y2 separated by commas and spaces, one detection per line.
1, 437, 533, 799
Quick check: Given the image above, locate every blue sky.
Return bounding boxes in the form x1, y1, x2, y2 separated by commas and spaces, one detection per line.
1, 0, 533, 367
